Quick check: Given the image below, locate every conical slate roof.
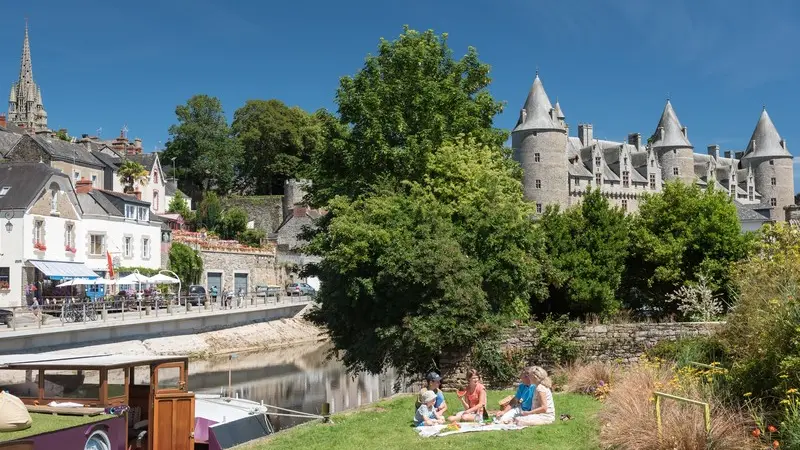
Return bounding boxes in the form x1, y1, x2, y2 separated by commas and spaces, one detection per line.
649, 100, 692, 148
513, 75, 562, 132
742, 108, 791, 160
554, 101, 565, 119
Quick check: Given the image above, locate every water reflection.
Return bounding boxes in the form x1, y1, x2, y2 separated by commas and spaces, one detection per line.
188, 342, 405, 431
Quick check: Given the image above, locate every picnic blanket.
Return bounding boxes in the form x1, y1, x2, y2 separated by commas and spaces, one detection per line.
416, 422, 527, 438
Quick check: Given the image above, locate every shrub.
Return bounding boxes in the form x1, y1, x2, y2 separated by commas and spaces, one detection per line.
599, 359, 755, 450
646, 336, 729, 368
559, 360, 619, 401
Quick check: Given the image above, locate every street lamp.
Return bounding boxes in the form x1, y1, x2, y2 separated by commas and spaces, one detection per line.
4, 212, 13, 233
171, 157, 177, 183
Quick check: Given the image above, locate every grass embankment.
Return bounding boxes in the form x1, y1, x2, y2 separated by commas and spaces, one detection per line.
0, 413, 113, 442
243, 390, 601, 450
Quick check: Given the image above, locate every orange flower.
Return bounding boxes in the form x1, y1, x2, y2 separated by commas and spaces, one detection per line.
773, 440, 780, 448
768, 425, 778, 433
753, 428, 762, 438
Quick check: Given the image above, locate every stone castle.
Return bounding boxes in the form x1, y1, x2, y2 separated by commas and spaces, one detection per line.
7, 24, 48, 132
511, 74, 795, 219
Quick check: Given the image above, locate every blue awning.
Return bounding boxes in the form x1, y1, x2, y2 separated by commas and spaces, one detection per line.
28, 260, 100, 280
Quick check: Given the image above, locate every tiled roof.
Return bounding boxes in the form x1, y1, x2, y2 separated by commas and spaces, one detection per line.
31, 135, 104, 168
735, 201, 771, 222
649, 100, 692, 148
0, 162, 68, 210
742, 108, 792, 160
513, 75, 562, 132
0, 130, 23, 156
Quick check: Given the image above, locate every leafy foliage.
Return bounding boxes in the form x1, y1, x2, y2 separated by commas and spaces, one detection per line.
217, 207, 248, 240
538, 189, 629, 317
722, 223, 800, 403
196, 192, 223, 231
665, 274, 725, 322
306, 139, 545, 377
163, 95, 241, 199
237, 228, 265, 248
622, 181, 752, 315
307, 26, 507, 205
167, 191, 190, 216
232, 99, 321, 195
168, 242, 203, 285
117, 160, 149, 194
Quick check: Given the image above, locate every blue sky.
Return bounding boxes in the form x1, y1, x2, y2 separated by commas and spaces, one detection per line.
2, 0, 800, 189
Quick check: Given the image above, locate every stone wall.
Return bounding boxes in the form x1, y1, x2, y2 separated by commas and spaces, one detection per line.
222, 195, 284, 234
442, 321, 724, 383
200, 249, 278, 291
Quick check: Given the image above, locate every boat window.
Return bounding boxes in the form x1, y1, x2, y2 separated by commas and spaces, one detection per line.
0, 369, 39, 398
133, 366, 151, 385
43, 370, 100, 399
107, 368, 126, 398
156, 366, 182, 391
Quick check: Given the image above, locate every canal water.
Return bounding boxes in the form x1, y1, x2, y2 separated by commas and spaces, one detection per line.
187, 342, 405, 431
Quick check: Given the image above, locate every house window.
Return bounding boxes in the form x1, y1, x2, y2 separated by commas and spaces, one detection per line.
535, 180, 541, 189
50, 190, 58, 214
748, 186, 754, 201
137, 206, 149, 222
153, 191, 159, 211
673, 167, 679, 176
0, 267, 8, 290
771, 177, 777, 186
0, 187, 10, 196
649, 173, 656, 190
621, 199, 628, 211
91, 175, 97, 187
142, 237, 150, 259
73, 171, 80, 181
536, 203, 542, 213
34, 220, 43, 244
595, 173, 602, 186
125, 205, 136, 219
124, 236, 133, 258
153, 169, 159, 184
65, 224, 74, 248
622, 171, 630, 188
770, 198, 777, 207
595, 157, 601, 167
534, 153, 540, 162
89, 234, 105, 255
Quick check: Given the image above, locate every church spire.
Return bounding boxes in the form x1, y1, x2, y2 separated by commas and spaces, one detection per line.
8, 21, 47, 132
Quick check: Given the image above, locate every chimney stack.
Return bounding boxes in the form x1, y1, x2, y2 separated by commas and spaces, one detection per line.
0, 113, 6, 128
75, 177, 93, 194
724, 151, 731, 159
578, 123, 594, 147
134, 138, 142, 149
707, 145, 720, 160
627, 133, 642, 149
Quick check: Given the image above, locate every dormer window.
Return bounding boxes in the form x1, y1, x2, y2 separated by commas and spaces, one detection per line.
153, 169, 159, 184
595, 156, 601, 167
137, 206, 149, 222
0, 187, 10, 197
125, 204, 136, 219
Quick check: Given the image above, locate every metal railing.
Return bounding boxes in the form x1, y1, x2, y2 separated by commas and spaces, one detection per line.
1, 292, 313, 332
653, 391, 711, 442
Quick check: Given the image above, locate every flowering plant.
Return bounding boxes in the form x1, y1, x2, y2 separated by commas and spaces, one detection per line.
65, 245, 77, 253
34, 241, 46, 251
0, 281, 9, 289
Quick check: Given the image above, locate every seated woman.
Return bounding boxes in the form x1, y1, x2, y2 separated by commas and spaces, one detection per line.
510, 366, 555, 426
448, 369, 486, 423
414, 390, 445, 427
496, 366, 536, 423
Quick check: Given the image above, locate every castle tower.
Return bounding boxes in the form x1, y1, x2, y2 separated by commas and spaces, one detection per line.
649, 101, 694, 185
8, 23, 48, 132
741, 108, 794, 218
511, 74, 568, 212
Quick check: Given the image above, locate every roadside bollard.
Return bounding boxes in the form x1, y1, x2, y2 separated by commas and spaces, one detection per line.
204, 300, 209, 310
186, 300, 191, 313
11, 307, 15, 331
102, 304, 108, 322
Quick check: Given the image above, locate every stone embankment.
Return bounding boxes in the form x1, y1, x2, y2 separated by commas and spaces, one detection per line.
49, 318, 326, 359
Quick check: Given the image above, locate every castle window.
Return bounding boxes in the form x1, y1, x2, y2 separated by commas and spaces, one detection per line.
748, 186, 754, 201
536, 203, 542, 213
595, 173, 602, 186
770, 198, 777, 207
673, 167, 679, 176
535, 180, 541, 189
621, 199, 628, 211
595, 157, 601, 167
771, 177, 777, 186
574, 178, 580, 186
770, 160, 774, 165
651, 159, 654, 167
534, 153, 540, 162
623, 157, 628, 167
91, 175, 97, 187
153, 169, 159, 184
622, 171, 630, 188
649, 173, 656, 190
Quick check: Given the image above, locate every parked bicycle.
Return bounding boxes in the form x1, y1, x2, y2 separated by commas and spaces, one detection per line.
59, 300, 98, 323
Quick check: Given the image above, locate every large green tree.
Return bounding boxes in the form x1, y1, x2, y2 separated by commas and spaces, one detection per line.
163, 95, 241, 200
306, 139, 545, 376
622, 181, 753, 314
231, 99, 321, 195
168, 243, 203, 285
307, 27, 507, 205
539, 189, 630, 317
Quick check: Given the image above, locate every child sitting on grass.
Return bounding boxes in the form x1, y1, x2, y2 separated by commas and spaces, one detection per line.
414, 390, 445, 427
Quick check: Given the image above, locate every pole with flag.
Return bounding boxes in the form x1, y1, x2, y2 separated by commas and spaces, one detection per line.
107, 251, 115, 278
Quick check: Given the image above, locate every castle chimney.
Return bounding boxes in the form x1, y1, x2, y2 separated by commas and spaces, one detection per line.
134, 138, 142, 149
627, 133, 642, 148
724, 151, 731, 159
0, 113, 6, 128
707, 145, 720, 160
735, 151, 744, 160
578, 124, 593, 147
75, 177, 93, 194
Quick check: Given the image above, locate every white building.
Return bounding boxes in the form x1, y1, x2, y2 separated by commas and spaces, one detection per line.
0, 163, 162, 307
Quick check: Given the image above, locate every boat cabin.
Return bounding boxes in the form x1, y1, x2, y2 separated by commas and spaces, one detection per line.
0, 353, 195, 450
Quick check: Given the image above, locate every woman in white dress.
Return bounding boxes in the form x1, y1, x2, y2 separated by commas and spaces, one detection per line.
514, 366, 555, 426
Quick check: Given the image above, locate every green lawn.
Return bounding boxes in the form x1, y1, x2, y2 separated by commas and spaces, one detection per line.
243, 391, 602, 450
0, 413, 113, 442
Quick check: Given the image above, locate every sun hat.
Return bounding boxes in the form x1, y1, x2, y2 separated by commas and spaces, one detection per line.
425, 372, 442, 382
421, 390, 437, 404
